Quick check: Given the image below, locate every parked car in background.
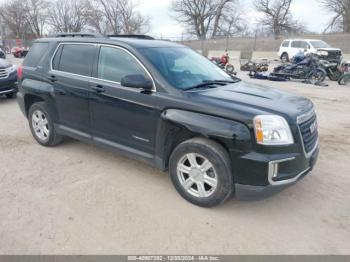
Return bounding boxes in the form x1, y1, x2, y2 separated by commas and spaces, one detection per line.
12, 47, 29, 58
0, 59, 18, 98
0, 48, 5, 59
17, 33, 319, 207
278, 39, 342, 63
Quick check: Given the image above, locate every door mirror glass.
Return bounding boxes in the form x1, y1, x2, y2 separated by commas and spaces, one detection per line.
121, 74, 153, 91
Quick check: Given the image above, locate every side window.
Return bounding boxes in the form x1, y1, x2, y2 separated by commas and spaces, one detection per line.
23, 42, 50, 67
54, 44, 95, 77
97, 46, 149, 83
52, 45, 63, 70
291, 41, 301, 48
282, 41, 290, 47
301, 41, 310, 49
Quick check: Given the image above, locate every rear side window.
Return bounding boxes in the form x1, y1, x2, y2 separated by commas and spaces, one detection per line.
23, 42, 49, 67
291, 41, 301, 48
53, 44, 95, 77
282, 41, 290, 47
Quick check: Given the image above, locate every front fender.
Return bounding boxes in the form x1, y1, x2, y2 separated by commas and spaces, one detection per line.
154, 109, 252, 170
161, 109, 251, 141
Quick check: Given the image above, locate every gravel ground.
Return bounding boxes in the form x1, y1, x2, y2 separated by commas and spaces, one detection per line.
0, 56, 349, 255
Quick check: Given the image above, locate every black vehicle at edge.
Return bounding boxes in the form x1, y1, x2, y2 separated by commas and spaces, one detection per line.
17, 33, 319, 207
0, 58, 18, 98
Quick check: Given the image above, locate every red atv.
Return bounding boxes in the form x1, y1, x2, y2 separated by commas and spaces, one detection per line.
12, 47, 29, 58
210, 53, 235, 75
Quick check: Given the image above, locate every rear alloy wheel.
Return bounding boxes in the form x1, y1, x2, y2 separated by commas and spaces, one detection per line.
28, 102, 63, 146
169, 138, 234, 207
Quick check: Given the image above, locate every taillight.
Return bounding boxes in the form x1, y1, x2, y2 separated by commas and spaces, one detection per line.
17, 64, 23, 80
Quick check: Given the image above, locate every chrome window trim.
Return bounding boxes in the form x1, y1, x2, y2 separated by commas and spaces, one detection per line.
49, 42, 156, 93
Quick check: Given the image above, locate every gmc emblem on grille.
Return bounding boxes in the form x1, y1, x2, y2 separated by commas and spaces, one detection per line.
310, 121, 317, 134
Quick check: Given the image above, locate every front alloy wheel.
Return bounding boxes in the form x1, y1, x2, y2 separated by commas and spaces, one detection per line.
169, 138, 234, 207
177, 153, 218, 198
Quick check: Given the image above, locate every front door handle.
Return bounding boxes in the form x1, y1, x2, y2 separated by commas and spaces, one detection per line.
91, 85, 106, 93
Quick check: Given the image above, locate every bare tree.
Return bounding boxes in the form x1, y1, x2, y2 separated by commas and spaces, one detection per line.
0, 0, 30, 39
47, 0, 91, 33
321, 0, 350, 33
254, 0, 305, 39
171, 0, 246, 40
88, 0, 150, 34
23, 0, 49, 38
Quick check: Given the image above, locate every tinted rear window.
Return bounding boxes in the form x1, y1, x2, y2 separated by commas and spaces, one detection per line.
23, 42, 49, 67
55, 44, 95, 77
291, 41, 301, 48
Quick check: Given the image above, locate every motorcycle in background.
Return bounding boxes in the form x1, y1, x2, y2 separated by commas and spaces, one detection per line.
271, 53, 326, 84
210, 53, 236, 75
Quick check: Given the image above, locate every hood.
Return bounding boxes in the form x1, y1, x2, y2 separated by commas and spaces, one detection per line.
317, 48, 341, 52
0, 59, 12, 69
190, 81, 314, 123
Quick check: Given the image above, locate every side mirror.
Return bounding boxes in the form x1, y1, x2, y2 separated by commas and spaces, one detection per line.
121, 74, 153, 91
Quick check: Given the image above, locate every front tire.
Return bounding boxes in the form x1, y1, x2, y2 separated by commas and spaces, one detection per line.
28, 102, 63, 147
169, 138, 234, 207
338, 73, 350, 85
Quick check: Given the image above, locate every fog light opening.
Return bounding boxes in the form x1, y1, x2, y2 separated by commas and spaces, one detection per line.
270, 162, 279, 178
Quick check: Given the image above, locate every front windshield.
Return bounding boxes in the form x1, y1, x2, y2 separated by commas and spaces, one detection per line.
139, 47, 235, 90
310, 41, 330, 49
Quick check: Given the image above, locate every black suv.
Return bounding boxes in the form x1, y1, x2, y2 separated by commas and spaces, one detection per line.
17, 33, 319, 207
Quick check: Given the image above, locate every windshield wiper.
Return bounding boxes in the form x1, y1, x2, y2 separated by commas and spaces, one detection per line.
184, 80, 238, 91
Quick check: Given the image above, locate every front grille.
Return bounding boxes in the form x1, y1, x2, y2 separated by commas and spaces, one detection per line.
298, 112, 318, 154
327, 50, 342, 60
0, 68, 9, 79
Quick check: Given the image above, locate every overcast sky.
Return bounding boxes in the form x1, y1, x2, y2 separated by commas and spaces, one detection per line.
136, 0, 333, 39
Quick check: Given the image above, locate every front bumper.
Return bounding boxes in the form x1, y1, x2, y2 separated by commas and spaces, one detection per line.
235, 145, 319, 200
0, 72, 18, 95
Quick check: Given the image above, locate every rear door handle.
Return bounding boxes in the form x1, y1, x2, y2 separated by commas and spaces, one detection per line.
91, 85, 106, 93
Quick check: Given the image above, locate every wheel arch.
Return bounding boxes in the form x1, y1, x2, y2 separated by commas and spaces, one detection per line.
155, 109, 252, 171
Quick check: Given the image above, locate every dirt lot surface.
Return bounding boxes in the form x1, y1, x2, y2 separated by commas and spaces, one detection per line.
0, 57, 350, 255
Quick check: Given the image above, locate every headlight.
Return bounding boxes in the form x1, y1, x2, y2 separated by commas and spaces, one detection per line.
254, 115, 294, 145
317, 51, 328, 56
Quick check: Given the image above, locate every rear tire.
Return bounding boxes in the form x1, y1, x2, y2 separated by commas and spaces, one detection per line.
28, 102, 63, 147
225, 64, 235, 74
169, 137, 234, 207
308, 69, 326, 85
281, 53, 289, 63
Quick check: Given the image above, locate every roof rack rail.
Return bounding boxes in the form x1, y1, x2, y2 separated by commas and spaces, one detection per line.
53, 32, 104, 38
107, 34, 155, 40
